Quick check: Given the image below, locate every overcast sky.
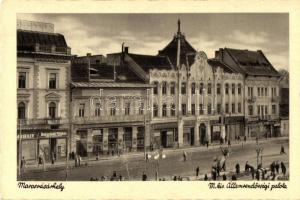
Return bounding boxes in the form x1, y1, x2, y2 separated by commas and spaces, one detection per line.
17, 13, 289, 71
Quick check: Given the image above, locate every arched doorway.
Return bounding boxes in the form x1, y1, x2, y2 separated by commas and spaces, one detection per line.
200, 123, 206, 145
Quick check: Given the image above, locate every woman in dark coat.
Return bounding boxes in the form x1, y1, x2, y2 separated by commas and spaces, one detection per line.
281, 162, 287, 176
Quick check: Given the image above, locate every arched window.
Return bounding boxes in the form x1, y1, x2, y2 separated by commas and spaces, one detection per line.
238, 83, 242, 95
181, 82, 186, 94
207, 83, 212, 95
49, 102, 56, 119
153, 104, 158, 117
18, 102, 26, 119
217, 83, 221, 95
162, 81, 167, 95
191, 83, 196, 94
225, 83, 229, 95
199, 83, 204, 94
170, 82, 175, 95
171, 104, 176, 116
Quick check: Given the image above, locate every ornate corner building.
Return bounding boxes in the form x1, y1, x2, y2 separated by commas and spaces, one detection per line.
16, 20, 283, 161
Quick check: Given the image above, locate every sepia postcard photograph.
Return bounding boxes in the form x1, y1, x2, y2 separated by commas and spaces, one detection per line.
1, 0, 300, 199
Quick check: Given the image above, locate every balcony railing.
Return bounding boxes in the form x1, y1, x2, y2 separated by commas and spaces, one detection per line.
73, 114, 149, 124
34, 44, 71, 55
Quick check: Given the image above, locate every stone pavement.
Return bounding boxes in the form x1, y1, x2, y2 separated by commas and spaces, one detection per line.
20, 136, 288, 174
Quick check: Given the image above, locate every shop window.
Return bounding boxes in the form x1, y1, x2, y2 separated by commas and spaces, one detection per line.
199, 83, 204, 94
18, 72, 26, 89
153, 104, 158, 117
162, 82, 167, 95
232, 103, 235, 113
153, 82, 158, 95
79, 103, 85, 117
248, 105, 253, 115
49, 73, 57, 89
217, 83, 221, 95
232, 84, 235, 95
207, 83, 212, 95
181, 82, 186, 94
225, 83, 229, 95
170, 82, 175, 95
171, 104, 176, 116
18, 102, 26, 119
181, 104, 186, 115
49, 102, 57, 119
191, 104, 195, 115
238, 84, 241, 95
238, 103, 242, 113
125, 102, 130, 115
225, 103, 229, 113
162, 104, 167, 117
191, 83, 196, 94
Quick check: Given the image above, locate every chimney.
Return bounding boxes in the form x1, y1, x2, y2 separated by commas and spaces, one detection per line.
124, 47, 129, 54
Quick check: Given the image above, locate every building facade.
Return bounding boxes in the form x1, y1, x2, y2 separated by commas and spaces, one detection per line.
17, 20, 72, 162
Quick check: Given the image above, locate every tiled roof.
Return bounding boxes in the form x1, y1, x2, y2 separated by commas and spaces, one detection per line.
128, 53, 173, 71
207, 58, 237, 73
158, 35, 196, 68
225, 48, 280, 77
17, 30, 68, 52
71, 82, 154, 88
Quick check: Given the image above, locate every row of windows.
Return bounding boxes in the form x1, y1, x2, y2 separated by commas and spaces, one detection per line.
17, 101, 57, 119
153, 82, 243, 95
248, 86, 277, 97
248, 105, 277, 115
152, 102, 243, 117
18, 72, 58, 89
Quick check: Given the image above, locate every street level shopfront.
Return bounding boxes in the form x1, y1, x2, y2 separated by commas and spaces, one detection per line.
151, 122, 178, 149
224, 116, 245, 141
17, 130, 68, 162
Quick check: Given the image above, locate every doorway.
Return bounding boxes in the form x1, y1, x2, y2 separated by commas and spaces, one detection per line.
190, 127, 195, 146
200, 123, 206, 145
50, 138, 57, 160
161, 131, 167, 148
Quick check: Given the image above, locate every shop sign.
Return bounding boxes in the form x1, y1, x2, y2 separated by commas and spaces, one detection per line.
17, 133, 37, 139
225, 116, 244, 124
152, 122, 177, 130
40, 131, 67, 138
274, 123, 281, 127
247, 116, 260, 123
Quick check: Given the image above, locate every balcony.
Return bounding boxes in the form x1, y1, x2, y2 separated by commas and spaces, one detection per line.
73, 114, 149, 124
246, 96, 256, 103
17, 118, 69, 126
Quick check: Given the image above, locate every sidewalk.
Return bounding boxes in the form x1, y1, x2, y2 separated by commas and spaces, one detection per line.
21, 136, 288, 173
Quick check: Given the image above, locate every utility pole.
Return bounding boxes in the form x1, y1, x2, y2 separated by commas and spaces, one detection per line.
18, 119, 22, 176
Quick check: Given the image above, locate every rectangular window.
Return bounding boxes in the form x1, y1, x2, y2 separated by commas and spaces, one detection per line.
181, 82, 186, 94
238, 103, 241, 113
217, 104, 221, 114
110, 107, 116, 116
257, 105, 260, 115
162, 82, 167, 95
162, 104, 167, 117
217, 84, 221, 95
232, 84, 235, 95
225, 103, 229, 113
18, 72, 26, 89
238, 84, 241, 95
207, 83, 212, 95
139, 103, 144, 115
265, 105, 268, 115
199, 104, 204, 115
95, 103, 101, 116
248, 105, 253, 115
125, 102, 130, 115
207, 104, 212, 115
191, 83, 195, 94
79, 103, 85, 117
261, 87, 264, 96
225, 84, 229, 95
49, 73, 57, 89
232, 103, 235, 113
257, 87, 260, 97
153, 105, 158, 117
153, 82, 158, 95
191, 104, 195, 115
265, 87, 268, 96
199, 83, 204, 94
272, 105, 276, 114
171, 104, 176, 116
181, 104, 186, 115
170, 83, 175, 95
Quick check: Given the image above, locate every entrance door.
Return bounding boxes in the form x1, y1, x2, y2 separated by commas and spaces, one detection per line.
50, 138, 57, 160
200, 123, 206, 145
190, 127, 195, 146
161, 131, 167, 148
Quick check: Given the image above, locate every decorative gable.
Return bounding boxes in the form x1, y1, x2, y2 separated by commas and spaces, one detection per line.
45, 92, 61, 101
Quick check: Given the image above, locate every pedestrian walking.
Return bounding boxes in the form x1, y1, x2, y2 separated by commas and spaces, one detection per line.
280, 145, 286, 154
244, 136, 247, 142
212, 167, 217, 180
38, 154, 43, 167
256, 137, 258, 145
204, 174, 208, 181
173, 176, 177, 181
142, 171, 147, 181
145, 153, 149, 163
196, 166, 199, 177
21, 156, 26, 170
275, 161, 280, 174
251, 167, 255, 180
255, 170, 260, 180
235, 163, 240, 174
222, 174, 227, 180
78, 155, 81, 167
281, 162, 286, 176
228, 140, 231, 147
245, 161, 250, 172
270, 161, 275, 176
206, 140, 209, 148
231, 175, 237, 180
51, 152, 55, 165
183, 151, 187, 162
